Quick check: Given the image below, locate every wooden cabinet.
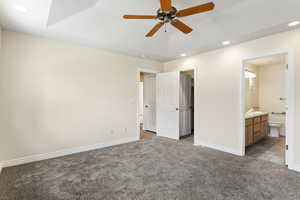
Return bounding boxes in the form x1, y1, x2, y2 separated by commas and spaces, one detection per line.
245, 114, 268, 146
245, 119, 253, 146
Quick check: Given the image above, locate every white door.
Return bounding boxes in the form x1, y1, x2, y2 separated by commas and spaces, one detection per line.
143, 75, 156, 132
157, 72, 180, 140
138, 82, 144, 124
180, 74, 192, 137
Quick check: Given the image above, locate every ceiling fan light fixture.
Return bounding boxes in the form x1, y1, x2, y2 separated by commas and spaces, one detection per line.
123, 1, 215, 37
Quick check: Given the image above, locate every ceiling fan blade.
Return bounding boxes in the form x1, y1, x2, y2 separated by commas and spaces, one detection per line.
146, 23, 164, 37
160, 0, 172, 11
171, 20, 193, 34
176, 2, 215, 18
123, 15, 156, 19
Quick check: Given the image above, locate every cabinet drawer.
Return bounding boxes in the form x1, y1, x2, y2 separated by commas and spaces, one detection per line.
254, 124, 261, 132
254, 117, 261, 124
261, 121, 268, 137
261, 115, 268, 121
245, 119, 253, 126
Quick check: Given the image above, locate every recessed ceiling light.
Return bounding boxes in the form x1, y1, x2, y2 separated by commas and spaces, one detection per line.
222, 41, 231, 46
180, 53, 187, 57
14, 5, 28, 13
288, 21, 300, 27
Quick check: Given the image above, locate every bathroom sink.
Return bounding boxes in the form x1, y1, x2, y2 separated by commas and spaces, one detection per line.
245, 111, 266, 118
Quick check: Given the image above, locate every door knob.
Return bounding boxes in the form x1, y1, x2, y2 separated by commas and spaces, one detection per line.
176, 108, 179, 111
145, 105, 149, 108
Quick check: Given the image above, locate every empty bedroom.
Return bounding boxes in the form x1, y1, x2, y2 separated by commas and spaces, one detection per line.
1, 0, 300, 199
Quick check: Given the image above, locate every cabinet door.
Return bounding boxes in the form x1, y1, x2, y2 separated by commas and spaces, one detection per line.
245, 125, 253, 146
261, 121, 268, 137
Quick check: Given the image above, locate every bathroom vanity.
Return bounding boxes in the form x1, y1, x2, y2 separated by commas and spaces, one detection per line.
245, 113, 268, 146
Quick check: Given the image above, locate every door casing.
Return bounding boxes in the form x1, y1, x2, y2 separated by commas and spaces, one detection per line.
241, 51, 295, 170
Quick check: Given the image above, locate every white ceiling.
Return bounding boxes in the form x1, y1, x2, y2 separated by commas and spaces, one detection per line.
247, 55, 286, 67
0, 0, 300, 62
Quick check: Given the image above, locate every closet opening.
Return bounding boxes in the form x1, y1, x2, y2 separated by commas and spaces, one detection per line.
179, 70, 195, 144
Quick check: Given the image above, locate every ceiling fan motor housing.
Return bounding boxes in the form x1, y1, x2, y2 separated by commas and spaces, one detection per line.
157, 7, 177, 23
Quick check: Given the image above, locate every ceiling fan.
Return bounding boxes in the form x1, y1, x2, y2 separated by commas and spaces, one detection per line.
123, 0, 215, 37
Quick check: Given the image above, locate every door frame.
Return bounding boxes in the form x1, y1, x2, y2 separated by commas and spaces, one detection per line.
240, 50, 295, 170
136, 68, 160, 139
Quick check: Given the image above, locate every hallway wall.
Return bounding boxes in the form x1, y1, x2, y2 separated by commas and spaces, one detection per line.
163, 28, 300, 171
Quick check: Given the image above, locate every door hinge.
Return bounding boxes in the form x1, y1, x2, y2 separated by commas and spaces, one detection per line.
286, 145, 289, 150
286, 64, 289, 70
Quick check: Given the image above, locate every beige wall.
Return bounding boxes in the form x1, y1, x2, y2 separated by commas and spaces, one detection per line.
245, 64, 260, 111
0, 30, 163, 162
259, 64, 287, 132
163, 28, 300, 168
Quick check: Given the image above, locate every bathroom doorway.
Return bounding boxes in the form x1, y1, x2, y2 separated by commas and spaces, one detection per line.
242, 53, 292, 166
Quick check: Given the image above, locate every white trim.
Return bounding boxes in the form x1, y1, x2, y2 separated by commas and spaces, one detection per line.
240, 50, 296, 170
194, 141, 243, 156
0, 136, 138, 168
240, 56, 246, 156
285, 51, 295, 167
0, 164, 2, 174
136, 68, 160, 140
289, 163, 300, 172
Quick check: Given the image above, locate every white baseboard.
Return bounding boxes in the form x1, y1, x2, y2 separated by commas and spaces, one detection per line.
289, 163, 300, 172
0, 136, 139, 168
194, 141, 243, 156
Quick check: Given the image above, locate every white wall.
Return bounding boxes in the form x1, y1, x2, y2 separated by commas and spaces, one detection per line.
163, 28, 300, 169
259, 64, 287, 135
0, 30, 163, 162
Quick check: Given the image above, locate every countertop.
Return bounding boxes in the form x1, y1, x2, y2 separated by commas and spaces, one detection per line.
245, 112, 268, 119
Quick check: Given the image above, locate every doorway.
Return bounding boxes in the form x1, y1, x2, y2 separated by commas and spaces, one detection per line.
241, 52, 294, 168
155, 69, 195, 144
138, 71, 157, 140
179, 70, 195, 144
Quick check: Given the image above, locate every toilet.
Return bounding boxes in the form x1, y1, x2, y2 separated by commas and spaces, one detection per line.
269, 121, 283, 137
